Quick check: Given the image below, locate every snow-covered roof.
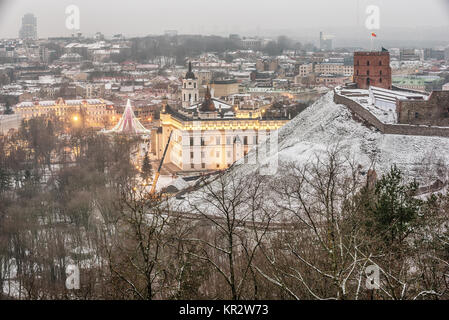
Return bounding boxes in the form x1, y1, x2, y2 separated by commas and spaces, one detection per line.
16, 99, 112, 108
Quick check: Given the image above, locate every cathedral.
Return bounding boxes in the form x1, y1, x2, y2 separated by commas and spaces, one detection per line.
150, 61, 290, 173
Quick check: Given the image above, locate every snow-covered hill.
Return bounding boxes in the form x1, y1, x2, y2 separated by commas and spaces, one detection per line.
174, 91, 449, 216
236, 91, 449, 184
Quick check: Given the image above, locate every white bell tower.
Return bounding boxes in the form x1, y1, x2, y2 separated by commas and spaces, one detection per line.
182, 61, 199, 108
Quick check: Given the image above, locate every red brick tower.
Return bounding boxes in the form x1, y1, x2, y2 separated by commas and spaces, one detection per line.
353, 51, 392, 89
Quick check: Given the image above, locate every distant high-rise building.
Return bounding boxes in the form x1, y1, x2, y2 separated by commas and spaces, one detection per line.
19, 13, 37, 40
164, 30, 178, 37
319, 32, 333, 51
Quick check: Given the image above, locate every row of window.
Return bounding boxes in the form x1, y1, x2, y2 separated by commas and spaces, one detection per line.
183, 93, 198, 102
189, 163, 230, 169
189, 150, 238, 159
189, 136, 258, 146
355, 60, 383, 66
184, 82, 197, 88
356, 70, 383, 76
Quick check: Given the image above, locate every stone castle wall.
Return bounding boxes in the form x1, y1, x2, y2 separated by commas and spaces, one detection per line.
333, 91, 449, 138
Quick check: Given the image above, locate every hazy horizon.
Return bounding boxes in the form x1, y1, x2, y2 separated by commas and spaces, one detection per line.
0, 0, 448, 46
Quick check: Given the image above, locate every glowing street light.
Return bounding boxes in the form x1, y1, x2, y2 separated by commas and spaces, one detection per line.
73, 115, 79, 122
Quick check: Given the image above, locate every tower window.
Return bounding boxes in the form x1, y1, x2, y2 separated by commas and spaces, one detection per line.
379, 60, 382, 66
367, 70, 370, 76
367, 61, 370, 66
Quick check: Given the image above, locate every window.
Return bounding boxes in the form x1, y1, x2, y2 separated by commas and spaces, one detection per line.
201, 137, 205, 146
190, 137, 194, 146
216, 151, 220, 158
194, 83, 196, 88
201, 163, 205, 169
190, 152, 194, 159
415, 112, 419, 119
367, 61, 370, 66
191, 164, 195, 169
227, 151, 231, 158
253, 136, 258, 145
244, 136, 248, 145
201, 152, 205, 158
356, 70, 359, 76
379, 78, 382, 83
379, 60, 382, 66
216, 137, 221, 145
367, 70, 370, 76
226, 137, 231, 145
380, 70, 382, 76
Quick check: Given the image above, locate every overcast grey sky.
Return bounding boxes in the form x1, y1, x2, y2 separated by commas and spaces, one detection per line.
0, 0, 448, 40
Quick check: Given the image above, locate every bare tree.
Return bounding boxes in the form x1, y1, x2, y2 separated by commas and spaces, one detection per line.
186, 170, 276, 300
256, 148, 373, 300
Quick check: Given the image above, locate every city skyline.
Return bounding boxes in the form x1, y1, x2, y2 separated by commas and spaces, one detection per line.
0, 0, 448, 43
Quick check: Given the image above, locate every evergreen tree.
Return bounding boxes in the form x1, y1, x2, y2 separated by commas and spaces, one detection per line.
141, 152, 152, 182
366, 165, 422, 245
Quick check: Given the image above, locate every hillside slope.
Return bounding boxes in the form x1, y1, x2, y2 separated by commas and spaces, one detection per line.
239, 91, 449, 184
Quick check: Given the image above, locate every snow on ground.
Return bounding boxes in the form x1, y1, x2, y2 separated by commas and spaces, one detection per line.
155, 175, 177, 191
254, 92, 449, 181
359, 97, 397, 124
171, 91, 449, 217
